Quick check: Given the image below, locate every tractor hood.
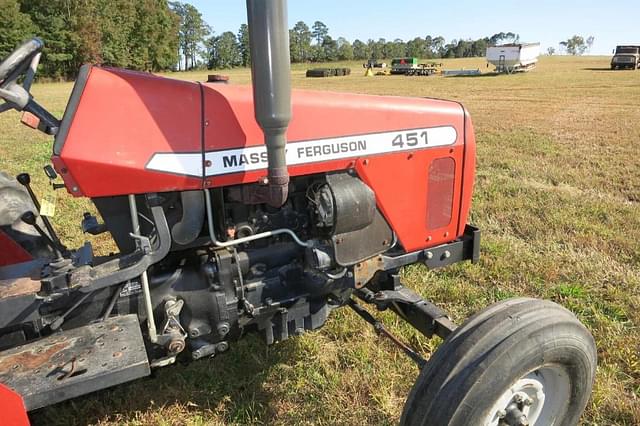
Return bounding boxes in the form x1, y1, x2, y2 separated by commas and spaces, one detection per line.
51, 65, 475, 253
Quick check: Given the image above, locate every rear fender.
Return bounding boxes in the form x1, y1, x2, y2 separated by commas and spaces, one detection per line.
0, 384, 30, 425
0, 229, 32, 267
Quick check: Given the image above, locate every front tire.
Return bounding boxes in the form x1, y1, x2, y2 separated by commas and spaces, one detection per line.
400, 298, 596, 426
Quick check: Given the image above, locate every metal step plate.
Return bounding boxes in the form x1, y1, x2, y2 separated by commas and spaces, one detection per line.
0, 314, 149, 410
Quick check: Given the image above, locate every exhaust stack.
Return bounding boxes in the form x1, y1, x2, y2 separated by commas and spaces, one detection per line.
245, 0, 291, 207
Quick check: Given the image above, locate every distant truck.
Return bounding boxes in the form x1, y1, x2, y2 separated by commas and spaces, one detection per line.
611, 45, 640, 70
486, 43, 540, 73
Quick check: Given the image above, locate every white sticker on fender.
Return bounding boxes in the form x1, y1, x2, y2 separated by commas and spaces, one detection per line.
146, 126, 457, 178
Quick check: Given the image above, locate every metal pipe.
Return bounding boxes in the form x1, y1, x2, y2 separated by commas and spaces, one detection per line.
50, 291, 92, 330
246, 0, 292, 207
203, 189, 312, 248
128, 194, 158, 343
171, 190, 205, 245
101, 283, 125, 322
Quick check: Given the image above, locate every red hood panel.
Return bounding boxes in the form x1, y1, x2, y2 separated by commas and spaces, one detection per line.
54, 66, 473, 251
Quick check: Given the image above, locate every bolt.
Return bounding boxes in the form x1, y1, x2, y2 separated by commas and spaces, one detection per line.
216, 341, 229, 353
295, 327, 304, 336
72, 186, 78, 192
514, 394, 523, 403
426, 236, 432, 242
443, 250, 451, 259
426, 251, 433, 260
523, 398, 533, 406
497, 409, 506, 419
517, 415, 529, 426
168, 339, 185, 354
217, 322, 230, 337
113, 351, 123, 358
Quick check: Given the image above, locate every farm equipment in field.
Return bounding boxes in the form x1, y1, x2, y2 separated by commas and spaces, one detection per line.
390, 58, 442, 76
0, 0, 596, 424
363, 59, 388, 76
404, 62, 443, 77
486, 43, 540, 74
390, 57, 419, 74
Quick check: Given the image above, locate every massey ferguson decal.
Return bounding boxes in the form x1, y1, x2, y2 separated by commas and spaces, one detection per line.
146, 126, 457, 177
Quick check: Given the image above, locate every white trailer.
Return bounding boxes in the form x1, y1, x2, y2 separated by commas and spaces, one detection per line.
486, 43, 540, 73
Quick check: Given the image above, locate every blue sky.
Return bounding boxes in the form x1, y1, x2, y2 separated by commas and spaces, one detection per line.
190, 0, 638, 55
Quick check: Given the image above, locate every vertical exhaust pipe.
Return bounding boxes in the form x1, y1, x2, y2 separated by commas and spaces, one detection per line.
246, 0, 291, 207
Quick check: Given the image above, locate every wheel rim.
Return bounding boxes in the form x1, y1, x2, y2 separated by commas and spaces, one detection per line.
483, 365, 571, 426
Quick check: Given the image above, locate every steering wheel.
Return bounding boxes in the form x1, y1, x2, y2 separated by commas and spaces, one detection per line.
0, 38, 59, 134
0, 38, 43, 112
0, 37, 42, 83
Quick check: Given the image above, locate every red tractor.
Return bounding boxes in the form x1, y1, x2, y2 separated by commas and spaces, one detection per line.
0, 1, 596, 425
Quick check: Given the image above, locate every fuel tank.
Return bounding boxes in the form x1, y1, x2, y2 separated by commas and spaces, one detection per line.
52, 65, 475, 251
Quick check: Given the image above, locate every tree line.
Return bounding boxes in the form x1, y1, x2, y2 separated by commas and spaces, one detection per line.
0, 0, 598, 78
0, 0, 181, 79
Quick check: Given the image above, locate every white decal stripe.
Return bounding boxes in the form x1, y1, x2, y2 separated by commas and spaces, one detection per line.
146, 152, 203, 177
146, 126, 457, 178
205, 126, 457, 177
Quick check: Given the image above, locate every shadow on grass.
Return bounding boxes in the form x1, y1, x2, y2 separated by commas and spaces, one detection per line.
444, 72, 501, 78
29, 334, 298, 426
582, 67, 616, 71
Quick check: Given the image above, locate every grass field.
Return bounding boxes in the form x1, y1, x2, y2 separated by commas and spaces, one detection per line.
1, 55, 639, 425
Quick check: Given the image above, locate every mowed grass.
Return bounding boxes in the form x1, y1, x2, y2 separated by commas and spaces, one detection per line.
1, 56, 639, 425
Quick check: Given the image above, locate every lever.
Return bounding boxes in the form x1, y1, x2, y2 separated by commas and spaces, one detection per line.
43, 165, 65, 190
20, 211, 64, 259
16, 173, 66, 251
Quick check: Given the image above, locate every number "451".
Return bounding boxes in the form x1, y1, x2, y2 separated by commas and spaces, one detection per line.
391, 131, 429, 148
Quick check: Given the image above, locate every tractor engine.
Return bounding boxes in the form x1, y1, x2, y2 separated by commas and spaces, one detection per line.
129, 172, 385, 356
